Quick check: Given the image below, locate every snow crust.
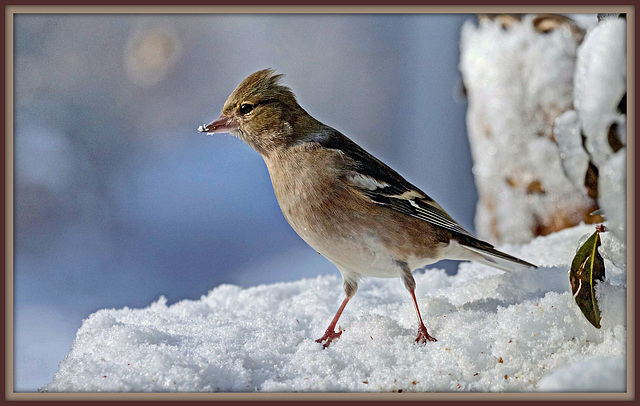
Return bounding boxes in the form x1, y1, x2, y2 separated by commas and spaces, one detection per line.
42, 224, 627, 393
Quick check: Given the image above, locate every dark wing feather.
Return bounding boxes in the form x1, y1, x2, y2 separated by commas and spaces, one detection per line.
362, 190, 479, 240
314, 127, 431, 199
314, 127, 486, 245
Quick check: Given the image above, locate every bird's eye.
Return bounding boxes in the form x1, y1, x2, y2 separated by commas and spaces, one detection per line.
239, 103, 254, 115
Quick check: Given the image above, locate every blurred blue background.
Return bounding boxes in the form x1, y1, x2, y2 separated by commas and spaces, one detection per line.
13, 13, 476, 391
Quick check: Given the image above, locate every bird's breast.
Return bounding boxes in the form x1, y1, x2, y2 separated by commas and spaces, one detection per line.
264, 145, 347, 238
262, 144, 444, 278
263, 146, 386, 273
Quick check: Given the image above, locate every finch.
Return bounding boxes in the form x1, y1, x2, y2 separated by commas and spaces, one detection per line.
198, 69, 537, 347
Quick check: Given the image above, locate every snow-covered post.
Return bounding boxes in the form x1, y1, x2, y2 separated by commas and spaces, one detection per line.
460, 14, 626, 244
570, 14, 627, 243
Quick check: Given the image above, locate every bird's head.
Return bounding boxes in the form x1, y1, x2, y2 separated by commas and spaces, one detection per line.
199, 69, 316, 156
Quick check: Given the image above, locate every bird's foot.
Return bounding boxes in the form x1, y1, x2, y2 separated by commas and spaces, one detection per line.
315, 326, 343, 349
415, 324, 437, 344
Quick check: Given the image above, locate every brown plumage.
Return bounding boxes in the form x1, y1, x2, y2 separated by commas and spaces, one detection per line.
198, 69, 537, 347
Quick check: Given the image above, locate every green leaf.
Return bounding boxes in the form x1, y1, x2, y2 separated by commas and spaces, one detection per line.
569, 228, 606, 328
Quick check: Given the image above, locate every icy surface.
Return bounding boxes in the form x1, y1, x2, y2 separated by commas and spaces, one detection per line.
42, 224, 627, 393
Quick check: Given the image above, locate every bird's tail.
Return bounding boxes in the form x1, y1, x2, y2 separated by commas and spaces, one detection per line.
460, 243, 537, 272
440, 236, 537, 272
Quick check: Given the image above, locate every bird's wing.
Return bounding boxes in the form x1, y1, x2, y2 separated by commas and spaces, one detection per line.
314, 129, 537, 271
316, 129, 479, 242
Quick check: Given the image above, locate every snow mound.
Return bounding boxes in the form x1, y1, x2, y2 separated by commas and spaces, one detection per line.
42, 224, 626, 393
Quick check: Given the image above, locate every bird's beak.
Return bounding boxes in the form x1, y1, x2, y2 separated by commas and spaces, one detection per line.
198, 115, 234, 134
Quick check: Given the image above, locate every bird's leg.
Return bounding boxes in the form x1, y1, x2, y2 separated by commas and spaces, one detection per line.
398, 260, 437, 343
316, 278, 357, 348
410, 288, 437, 343
316, 296, 350, 348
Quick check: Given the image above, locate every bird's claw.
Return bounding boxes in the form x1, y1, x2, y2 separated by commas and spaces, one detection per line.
316, 326, 343, 349
415, 325, 437, 344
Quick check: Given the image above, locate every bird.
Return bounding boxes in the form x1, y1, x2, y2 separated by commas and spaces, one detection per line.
198, 69, 537, 348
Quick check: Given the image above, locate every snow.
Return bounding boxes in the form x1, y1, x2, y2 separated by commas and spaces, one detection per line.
572, 17, 628, 242
537, 356, 626, 392
41, 224, 627, 393
460, 15, 594, 244
574, 17, 627, 170
554, 110, 590, 191
460, 14, 627, 246
598, 149, 627, 241
556, 16, 628, 242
